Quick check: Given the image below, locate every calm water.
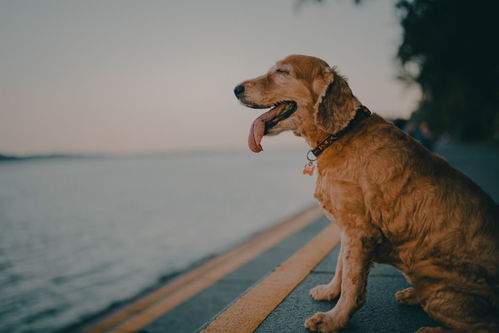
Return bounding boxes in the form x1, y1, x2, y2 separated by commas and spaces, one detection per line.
0, 149, 315, 332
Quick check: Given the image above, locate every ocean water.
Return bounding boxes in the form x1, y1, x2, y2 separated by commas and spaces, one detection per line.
0, 148, 315, 332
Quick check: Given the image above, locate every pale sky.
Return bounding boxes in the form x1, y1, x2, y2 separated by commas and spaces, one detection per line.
0, 0, 419, 155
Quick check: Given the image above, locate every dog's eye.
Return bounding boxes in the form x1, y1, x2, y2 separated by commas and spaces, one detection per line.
276, 69, 290, 75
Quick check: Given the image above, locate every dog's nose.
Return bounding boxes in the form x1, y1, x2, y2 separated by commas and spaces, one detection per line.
234, 84, 245, 98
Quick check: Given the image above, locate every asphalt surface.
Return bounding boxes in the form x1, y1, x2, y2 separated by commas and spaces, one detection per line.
254, 249, 438, 333
143, 143, 499, 333
142, 216, 331, 333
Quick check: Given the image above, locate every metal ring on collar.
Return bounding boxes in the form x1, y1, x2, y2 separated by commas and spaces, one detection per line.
307, 150, 317, 162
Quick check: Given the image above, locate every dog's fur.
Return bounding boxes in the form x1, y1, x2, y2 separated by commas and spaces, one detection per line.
236, 55, 499, 332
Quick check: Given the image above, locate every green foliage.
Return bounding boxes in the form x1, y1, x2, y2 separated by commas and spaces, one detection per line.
396, 0, 499, 141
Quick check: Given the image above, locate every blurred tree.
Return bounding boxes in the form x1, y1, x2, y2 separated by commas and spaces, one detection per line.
302, 0, 499, 141
397, 0, 499, 141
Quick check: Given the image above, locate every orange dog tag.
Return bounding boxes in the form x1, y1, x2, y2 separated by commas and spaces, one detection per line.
303, 162, 315, 176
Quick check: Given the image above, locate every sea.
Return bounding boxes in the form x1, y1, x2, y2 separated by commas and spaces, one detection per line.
0, 148, 316, 332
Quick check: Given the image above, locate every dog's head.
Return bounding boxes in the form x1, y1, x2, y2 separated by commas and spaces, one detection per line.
234, 55, 358, 152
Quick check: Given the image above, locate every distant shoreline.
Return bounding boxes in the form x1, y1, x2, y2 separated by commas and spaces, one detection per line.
0, 153, 93, 162
0, 146, 303, 163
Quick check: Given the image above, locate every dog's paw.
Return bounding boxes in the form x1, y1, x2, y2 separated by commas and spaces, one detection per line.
395, 287, 419, 305
310, 284, 339, 301
304, 312, 332, 332
305, 312, 346, 333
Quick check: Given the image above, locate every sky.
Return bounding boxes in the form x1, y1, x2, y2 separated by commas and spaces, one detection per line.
0, 0, 420, 155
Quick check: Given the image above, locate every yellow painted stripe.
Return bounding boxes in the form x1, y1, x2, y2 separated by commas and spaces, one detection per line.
85, 205, 323, 333
200, 224, 340, 333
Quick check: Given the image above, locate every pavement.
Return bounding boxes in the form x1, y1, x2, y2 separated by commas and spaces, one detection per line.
144, 213, 330, 333
85, 143, 499, 333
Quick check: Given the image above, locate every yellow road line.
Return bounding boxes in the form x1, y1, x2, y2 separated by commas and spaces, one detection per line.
200, 223, 340, 333
86, 205, 323, 333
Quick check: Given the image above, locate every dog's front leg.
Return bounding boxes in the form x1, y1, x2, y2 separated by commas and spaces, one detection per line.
310, 234, 343, 301
305, 231, 373, 332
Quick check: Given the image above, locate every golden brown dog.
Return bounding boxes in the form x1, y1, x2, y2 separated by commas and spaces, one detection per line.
234, 55, 499, 333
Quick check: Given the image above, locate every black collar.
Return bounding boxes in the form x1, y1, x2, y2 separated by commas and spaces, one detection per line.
307, 106, 371, 161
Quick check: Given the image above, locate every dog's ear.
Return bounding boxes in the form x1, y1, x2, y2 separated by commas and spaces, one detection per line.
314, 67, 357, 133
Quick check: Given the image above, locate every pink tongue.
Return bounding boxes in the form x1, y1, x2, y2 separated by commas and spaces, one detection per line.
248, 105, 285, 153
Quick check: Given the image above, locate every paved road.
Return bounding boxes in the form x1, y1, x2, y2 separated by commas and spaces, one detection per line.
142, 216, 330, 333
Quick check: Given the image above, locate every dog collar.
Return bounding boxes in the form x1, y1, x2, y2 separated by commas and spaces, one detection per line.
303, 106, 371, 176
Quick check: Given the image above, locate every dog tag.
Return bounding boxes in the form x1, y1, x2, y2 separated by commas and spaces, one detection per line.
303, 161, 315, 176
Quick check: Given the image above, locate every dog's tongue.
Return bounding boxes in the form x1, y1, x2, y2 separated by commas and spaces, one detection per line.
248, 104, 286, 153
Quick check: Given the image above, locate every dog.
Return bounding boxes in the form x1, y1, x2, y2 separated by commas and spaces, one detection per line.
234, 55, 499, 332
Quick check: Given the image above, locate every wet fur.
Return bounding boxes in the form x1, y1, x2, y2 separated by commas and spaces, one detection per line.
237, 55, 499, 332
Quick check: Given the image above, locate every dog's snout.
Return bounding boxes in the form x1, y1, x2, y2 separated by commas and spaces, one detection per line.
234, 84, 245, 99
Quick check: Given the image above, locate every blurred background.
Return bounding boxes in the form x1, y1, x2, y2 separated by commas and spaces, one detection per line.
1, 0, 498, 332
